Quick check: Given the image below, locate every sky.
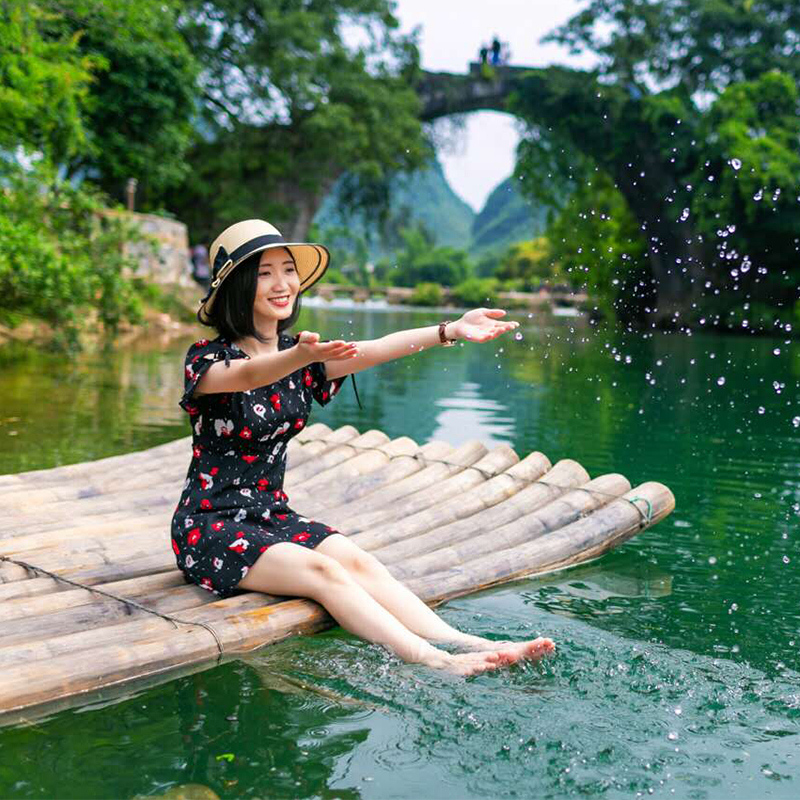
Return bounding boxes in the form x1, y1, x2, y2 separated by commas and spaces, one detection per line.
391, 0, 595, 211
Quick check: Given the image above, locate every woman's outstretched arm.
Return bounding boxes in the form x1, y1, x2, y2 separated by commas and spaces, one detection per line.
323, 307, 520, 381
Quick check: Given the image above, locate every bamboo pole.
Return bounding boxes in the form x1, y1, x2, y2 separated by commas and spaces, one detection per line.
401, 482, 676, 604
285, 436, 420, 498
350, 450, 551, 553
371, 458, 588, 564
350, 444, 519, 545
291, 440, 455, 514
282, 429, 390, 485
0, 425, 348, 527
389, 473, 631, 580
1, 570, 189, 622
314, 440, 488, 531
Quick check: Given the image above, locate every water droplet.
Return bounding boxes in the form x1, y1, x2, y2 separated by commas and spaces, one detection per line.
757, 406, 765, 415
679, 208, 690, 222
773, 348, 781, 355
792, 417, 800, 428
667, 732, 678, 741
514, 332, 523, 341
730, 158, 742, 170
783, 555, 790, 564
717, 377, 726, 386
708, 556, 717, 565
753, 189, 763, 201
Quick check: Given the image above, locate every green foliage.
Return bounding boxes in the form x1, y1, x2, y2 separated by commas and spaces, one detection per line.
0, 1, 95, 160
54, 0, 199, 205
511, 2, 800, 328
544, 172, 649, 320
409, 282, 443, 306
161, 0, 429, 241
452, 277, 499, 308
375, 225, 471, 287
495, 237, 562, 289
0, 163, 145, 348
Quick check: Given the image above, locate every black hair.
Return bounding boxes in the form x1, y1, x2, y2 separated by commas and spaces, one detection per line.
198, 248, 302, 342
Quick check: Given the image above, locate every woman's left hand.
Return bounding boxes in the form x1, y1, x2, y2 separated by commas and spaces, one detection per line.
449, 308, 520, 343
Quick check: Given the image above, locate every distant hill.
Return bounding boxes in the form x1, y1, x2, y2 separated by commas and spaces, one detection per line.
314, 160, 474, 256
313, 163, 549, 260
471, 177, 549, 256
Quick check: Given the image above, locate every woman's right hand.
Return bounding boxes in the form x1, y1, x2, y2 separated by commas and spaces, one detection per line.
295, 330, 358, 363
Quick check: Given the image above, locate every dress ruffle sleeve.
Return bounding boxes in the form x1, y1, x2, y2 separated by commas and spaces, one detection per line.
308, 359, 343, 407
179, 338, 236, 413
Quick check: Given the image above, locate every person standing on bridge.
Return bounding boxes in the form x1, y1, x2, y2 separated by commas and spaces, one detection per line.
172, 218, 555, 676
491, 36, 501, 65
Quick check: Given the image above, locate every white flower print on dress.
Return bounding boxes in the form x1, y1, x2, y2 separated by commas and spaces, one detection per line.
185, 554, 196, 568
239, 488, 253, 498
235, 508, 247, 522
261, 509, 271, 521
194, 415, 203, 436
215, 419, 234, 437
184, 517, 194, 528
213, 557, 223, 570
253, 403, 267, 419
199, 472, 214, 491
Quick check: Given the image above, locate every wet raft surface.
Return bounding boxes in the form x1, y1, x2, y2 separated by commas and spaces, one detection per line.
0, 424, 674, 722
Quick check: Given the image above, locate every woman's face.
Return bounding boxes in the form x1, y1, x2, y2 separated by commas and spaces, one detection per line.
253, 246, 301, 323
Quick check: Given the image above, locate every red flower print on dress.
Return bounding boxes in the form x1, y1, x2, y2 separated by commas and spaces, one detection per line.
293, 418, 305, 430
211, 520, 225, 531
199, 472, 214, 490
172, 539, 180, 555
210, 467, 219, 476
269, 393, 281, 411
185, 403, 200, 416
200, 577, 214, 591
192, 445, 202, 459
228, 536, 250, 554
242, 454, 258, 463
275, 513, 288, 521
239, 426, 252, 440
187, 528, 202, 546
196, 339, 209, 347
259, 544, 271, 553
200, 498, 213, 510
257, 479, 270, 491
321, 390, 329, 401
303, 369, 312, 387
292, 531, 311, 543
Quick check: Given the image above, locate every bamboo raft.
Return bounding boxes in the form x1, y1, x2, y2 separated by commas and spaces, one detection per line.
0, 423, 674, 724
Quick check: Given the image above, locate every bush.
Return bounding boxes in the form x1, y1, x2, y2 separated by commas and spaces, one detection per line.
0, 163, 149, 349
452, 277, 499, 307
410, 282, 443, 306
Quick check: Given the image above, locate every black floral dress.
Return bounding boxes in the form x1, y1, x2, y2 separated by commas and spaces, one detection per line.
171, 333, 344, 598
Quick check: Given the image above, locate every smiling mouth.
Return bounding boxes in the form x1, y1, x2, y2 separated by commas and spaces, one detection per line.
268, 295, 291, 305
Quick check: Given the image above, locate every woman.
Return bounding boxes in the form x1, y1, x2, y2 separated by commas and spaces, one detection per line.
172, 219, 555, 676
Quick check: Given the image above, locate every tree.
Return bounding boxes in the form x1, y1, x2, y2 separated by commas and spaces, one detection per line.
0, 1, 95, 160
158, 0, 430, 243
376, 224, 471, 287
509, 1, 800, 329
50, 0, 199, 206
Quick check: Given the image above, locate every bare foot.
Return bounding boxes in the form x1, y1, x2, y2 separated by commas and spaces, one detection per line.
427, 650, 503, 677
493, 637, 556, 665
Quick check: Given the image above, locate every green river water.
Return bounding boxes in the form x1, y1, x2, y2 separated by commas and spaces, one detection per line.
0, 304, 798, 799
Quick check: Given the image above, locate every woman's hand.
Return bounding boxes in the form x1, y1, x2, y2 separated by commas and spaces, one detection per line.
295, 330, 358, 363
448, 308, 520, 343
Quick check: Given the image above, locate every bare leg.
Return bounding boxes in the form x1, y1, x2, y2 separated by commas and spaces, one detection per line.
236, 542, 507, 676
316, 535, 555, 664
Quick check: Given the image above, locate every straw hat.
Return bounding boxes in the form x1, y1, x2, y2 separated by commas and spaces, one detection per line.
198, 219, 330, 324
